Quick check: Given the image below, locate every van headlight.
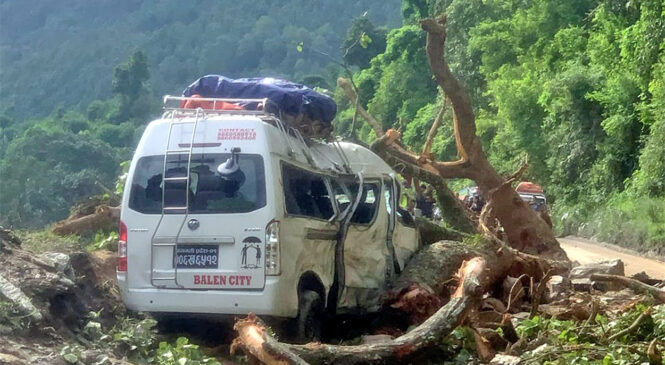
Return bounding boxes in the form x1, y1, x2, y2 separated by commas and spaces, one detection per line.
265, 220, 281, 276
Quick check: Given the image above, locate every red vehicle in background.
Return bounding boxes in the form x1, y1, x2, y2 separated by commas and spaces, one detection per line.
516, 181, 547, 211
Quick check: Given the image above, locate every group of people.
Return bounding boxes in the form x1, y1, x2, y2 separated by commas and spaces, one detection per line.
463, 193, 486, 213
402, 179, 438, 220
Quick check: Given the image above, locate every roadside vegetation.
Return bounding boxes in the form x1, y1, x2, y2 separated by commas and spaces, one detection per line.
332, 0, 665, 256
2, 0, 663, 255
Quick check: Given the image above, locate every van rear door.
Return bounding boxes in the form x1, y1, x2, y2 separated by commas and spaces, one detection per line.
127, 118, 272, 290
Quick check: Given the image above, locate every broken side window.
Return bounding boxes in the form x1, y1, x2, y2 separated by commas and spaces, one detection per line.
282, 163, 334, 220
349, 182, 380, 225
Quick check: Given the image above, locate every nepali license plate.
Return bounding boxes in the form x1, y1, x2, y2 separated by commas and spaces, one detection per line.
174, 245, 219, 269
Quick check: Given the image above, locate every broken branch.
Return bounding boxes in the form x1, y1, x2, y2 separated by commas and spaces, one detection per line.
530, 269, 555, 318
232, 314, 308, 365
52, 205, 120, 236
591, 274, 665, 304
607, 310, 650, 342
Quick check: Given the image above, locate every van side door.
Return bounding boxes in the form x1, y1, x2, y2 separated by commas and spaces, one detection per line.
335, 178, 390, 311
279, 163, 338, 312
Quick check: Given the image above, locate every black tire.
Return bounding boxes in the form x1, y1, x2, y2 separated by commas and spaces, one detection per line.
295, 290, 323, 343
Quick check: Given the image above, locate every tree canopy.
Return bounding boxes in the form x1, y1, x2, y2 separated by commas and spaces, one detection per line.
1, 0, 664, 255
335, 0, 665, 253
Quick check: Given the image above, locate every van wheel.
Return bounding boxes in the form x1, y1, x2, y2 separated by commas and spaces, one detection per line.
295, 290, 323, 343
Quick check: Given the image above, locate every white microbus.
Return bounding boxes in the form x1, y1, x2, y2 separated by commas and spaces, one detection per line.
117, 96, 419, 340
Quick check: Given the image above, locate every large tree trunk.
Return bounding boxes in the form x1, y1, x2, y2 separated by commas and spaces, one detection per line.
419, 15, 566, 260
338, 79, 477, 235
363, 15, 569, 261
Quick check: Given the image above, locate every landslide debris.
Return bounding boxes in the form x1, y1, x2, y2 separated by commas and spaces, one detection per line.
0, 226, 124, 364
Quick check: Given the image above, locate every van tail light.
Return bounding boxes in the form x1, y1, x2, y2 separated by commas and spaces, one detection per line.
265, 220, 281, 276
118, 220, 128, 272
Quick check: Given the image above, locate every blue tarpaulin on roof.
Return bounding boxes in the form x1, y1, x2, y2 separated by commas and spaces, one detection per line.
182, 75, 337, 125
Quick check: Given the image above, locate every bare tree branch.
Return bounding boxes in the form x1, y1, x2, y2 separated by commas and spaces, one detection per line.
422, 101, 447, 157
337, 77, 384, 137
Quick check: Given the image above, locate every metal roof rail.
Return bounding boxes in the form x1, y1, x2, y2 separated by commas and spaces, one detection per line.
162, 95, 273, 117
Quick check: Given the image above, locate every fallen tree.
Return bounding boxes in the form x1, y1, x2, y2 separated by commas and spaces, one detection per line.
231, 166, 570, 363
230, 12, 576, 364
231, 221, 568, 364
341, 14, 569, 261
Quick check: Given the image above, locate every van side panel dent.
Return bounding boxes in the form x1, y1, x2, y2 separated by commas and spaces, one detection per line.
338, 186, 390, 311
393, 224, 419, 270
280, 215, 336, 314
294, 238, 335, 301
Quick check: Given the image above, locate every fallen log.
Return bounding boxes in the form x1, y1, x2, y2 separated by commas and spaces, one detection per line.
234, 257, 487, 364
232, 314, 309, 365
232, 234, 569, 364
52, 205, 120, 236
590, 274, 665, 304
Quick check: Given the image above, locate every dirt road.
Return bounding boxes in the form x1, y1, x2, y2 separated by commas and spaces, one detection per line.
559, 236, 665, 279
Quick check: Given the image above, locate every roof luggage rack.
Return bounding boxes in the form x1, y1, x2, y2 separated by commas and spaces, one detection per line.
163, 95, 272, 117
162, 95, 349, 171
163, 95, 334, 140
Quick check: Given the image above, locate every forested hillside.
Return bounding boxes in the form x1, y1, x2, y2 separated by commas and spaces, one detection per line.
0, 0, 398, 227
0, 0, 399, 118
1, 0, 663, 256
334, 0, 665, 254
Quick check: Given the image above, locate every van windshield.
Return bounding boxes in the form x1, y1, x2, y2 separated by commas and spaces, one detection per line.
128, 153, 266, 214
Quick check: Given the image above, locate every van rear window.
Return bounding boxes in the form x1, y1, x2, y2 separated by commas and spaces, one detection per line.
128, 153, 266, 214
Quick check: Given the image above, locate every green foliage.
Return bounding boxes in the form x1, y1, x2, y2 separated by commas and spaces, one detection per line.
571, 194, 665, 255
91, 231, 119, 251
115, 160, 131, 196
338, 0, 665, 254
0, 125, 120, 228
506, 305, 665, 364
0, 50, 146, 228
112, 317, 159, 362
67, 315, 224, 365
343, 16, 388, 69
15, 229, 82, 253
0, 1, 401, 119
155, 337, 221, 365
335, 24, 437, 140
